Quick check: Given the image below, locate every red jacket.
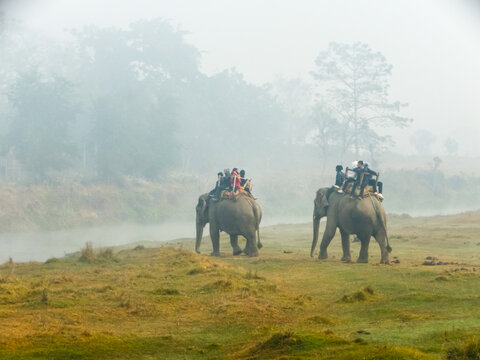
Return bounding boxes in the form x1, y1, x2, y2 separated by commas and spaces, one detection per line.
230, 171, 241, 189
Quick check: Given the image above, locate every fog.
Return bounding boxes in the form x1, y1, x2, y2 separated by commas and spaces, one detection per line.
6, 0, 480, 155
0, 222, 196, 263
1, 0, 480, 261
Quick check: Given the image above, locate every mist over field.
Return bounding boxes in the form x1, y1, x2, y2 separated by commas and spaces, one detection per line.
0, 0, 480, 257
2, 2, 480, 359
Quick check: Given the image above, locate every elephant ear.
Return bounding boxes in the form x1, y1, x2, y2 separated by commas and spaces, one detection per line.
314, 189, 329, 212
321, 188, 333, 208
320, 192, 329, 209
196, 195, 208, 220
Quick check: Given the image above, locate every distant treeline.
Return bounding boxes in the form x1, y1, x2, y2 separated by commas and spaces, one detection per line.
382, 169, 480, 215
0, 167, 478, 232
2, 15, 475, 221
1, 18, 292, 183
1, 16, 412, 185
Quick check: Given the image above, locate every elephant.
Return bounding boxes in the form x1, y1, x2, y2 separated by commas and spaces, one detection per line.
310, 187, 391, 264
195, 193, 262, 257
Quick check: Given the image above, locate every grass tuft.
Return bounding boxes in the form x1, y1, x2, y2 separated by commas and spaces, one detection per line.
153, 288, 180, 295
41, 288, 48, 304
245, 270, 265, 280
187, 267, 206, 275
353, 337, 367, 344
256, 332, 304, 351
201, 280, 233, 293
341, 286, 375, 303
308, 315, 336, 325
446, 337, 480, 360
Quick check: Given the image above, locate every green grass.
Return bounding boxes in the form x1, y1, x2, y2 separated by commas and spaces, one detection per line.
0, 212, 480, 358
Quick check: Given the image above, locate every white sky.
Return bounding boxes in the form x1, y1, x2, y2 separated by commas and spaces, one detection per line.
3, 0, 480, 155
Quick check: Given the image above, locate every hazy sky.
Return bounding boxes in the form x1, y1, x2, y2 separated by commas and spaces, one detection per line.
4, 0, 480, 155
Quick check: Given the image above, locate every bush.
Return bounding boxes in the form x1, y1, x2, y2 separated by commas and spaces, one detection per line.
79, 242, 95, 263
446, 337, 480, 360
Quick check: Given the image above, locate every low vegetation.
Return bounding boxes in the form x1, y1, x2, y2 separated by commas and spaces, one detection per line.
0, 211, 480, 358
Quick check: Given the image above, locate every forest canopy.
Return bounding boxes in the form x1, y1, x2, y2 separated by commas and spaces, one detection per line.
0, 16, 410, 184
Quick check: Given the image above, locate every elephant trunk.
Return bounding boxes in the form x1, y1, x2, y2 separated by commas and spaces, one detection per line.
311, 215, 320, 257
195, 219, 205, 254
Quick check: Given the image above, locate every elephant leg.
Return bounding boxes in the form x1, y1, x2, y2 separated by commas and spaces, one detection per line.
230, 235, 242, 256
209, 223, 221, 257
311, 215, 321, 257
357, 234, 371, 263
242, 231, 259, 257
318, 222, 337, 260
339, 229, 351, 262
374, 229, 390, 264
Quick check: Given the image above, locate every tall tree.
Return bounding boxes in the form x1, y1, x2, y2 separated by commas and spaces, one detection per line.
7, 70, 79, 181
410, 129, 436, 155
270, 76, 314, 145
309, 104, 342, 161
312, 42, 411, 159
93, 82, 177, 181
71, 20, 200, 179
443, 137, 458, 156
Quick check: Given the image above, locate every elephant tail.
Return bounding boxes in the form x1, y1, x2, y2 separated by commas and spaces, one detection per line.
246, 197, 262, 249
369, 196, 392, 253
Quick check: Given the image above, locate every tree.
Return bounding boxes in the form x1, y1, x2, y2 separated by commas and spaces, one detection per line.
270, 76, 314, 145
71, 20, 200, 179
312, 42, 411, 159
7, 70, 79, 181
309, 104, 342, 157
410, 129, 436, 155
176, 68, 287, 171
444, 137, 458, 156
92, 83, 178, 181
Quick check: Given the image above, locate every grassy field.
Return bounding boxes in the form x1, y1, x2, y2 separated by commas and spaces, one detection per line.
1, 211, 480, 359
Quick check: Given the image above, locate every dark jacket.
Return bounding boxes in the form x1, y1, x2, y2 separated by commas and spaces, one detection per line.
364, 165, 377, 182
353, 166, 369, 185
335, 171, 345, 186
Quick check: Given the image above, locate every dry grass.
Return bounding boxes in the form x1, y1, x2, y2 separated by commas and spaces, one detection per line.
0, 211, 480, 358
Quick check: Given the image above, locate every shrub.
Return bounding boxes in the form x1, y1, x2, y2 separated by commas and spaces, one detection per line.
45, 257, 59, 264
79, 242, 95, 263
99, 248, 114, 259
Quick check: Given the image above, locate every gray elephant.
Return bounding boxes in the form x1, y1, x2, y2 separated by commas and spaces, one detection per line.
195, 193, 262, 256
311, 187, 391, 264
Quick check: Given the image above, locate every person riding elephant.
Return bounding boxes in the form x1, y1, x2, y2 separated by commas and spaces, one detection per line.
195, 193, 262, 256
208, 172, 225, 200
311, 187, 391, 264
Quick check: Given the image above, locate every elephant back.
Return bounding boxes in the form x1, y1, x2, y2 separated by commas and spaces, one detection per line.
213, 195, 261, 234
